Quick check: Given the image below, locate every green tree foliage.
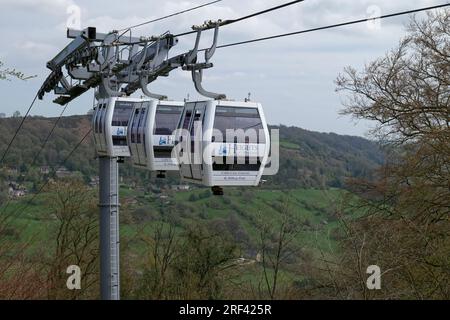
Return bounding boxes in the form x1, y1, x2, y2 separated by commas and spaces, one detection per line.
266, 125, 383, 189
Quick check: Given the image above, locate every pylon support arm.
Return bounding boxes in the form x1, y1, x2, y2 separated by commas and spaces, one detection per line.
39, 22, 230, 104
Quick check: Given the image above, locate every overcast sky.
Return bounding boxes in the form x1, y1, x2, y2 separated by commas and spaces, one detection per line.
0, 0, 444, 137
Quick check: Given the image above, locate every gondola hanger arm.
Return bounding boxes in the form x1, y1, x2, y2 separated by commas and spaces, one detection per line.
139, 38, 168, 100
182, 22, 226, 100
100, 32, 123, 97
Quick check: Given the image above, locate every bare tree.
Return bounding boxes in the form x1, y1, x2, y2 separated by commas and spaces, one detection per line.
256, 197, 304, 300
46, 179, 99, 300
334, 10, 450, 299
0, 60, 36, 81
0, 236, 48, 299
136, 222, 178, 299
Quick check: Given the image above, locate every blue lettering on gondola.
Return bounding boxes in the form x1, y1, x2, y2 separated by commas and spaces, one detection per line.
116, 127, 125, 136
159, 136, 168, 145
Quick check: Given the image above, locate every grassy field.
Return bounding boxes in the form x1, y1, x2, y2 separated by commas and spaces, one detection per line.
1, 186, 347, 261
279, 140, 301, 150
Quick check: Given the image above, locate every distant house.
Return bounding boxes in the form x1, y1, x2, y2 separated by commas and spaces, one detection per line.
12, 189, 26, 198
171, 185, 190, 191
40, 166, 50, 175
8, 182, 27, 198
55, 167, 72, 178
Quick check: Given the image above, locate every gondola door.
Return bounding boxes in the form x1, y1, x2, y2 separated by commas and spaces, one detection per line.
136, 101, 149, 164
179, 103, 195, 180
189, 104, 206, 181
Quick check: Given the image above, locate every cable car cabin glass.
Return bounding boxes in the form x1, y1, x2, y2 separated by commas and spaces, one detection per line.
212, 106, 266, 171
153, 105, 184, 160
128, 100, 184, 171
177, 100, 270, 187
91, 97, 139, 157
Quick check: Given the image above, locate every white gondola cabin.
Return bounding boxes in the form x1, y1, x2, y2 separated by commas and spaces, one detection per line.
175, 100, 270, 190
128, 100, 184, 171
92, 97, 144, 157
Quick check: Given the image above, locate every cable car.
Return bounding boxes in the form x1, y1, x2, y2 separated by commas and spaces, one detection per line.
128, 100, 184, 172
175, 100, 270, 193
92, 97, 140, 157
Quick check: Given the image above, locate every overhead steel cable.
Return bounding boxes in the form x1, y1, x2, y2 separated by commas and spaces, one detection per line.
115, 0, 223, 42
0, 128, 93, 226
124, 2, 448, 48
31, 103, 70, 166
121, 0, 306, 45
213, 3, 450, 49
173, 0, 306, 38
117, 0, 223, 32
0, 93, 38, 165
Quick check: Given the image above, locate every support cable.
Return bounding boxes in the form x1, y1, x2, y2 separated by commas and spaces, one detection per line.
121, 0, 306, 45
31, 103, 70, 166
0, 93, 38, 165
125, 2, 448, 47
117, 0, 223, 32
214, 3, 450, 49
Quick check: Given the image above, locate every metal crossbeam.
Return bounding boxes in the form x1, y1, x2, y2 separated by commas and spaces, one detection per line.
39, 22, 224, 105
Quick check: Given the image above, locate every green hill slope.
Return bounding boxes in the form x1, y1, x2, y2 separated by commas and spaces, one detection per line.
0, 115, 383, 190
